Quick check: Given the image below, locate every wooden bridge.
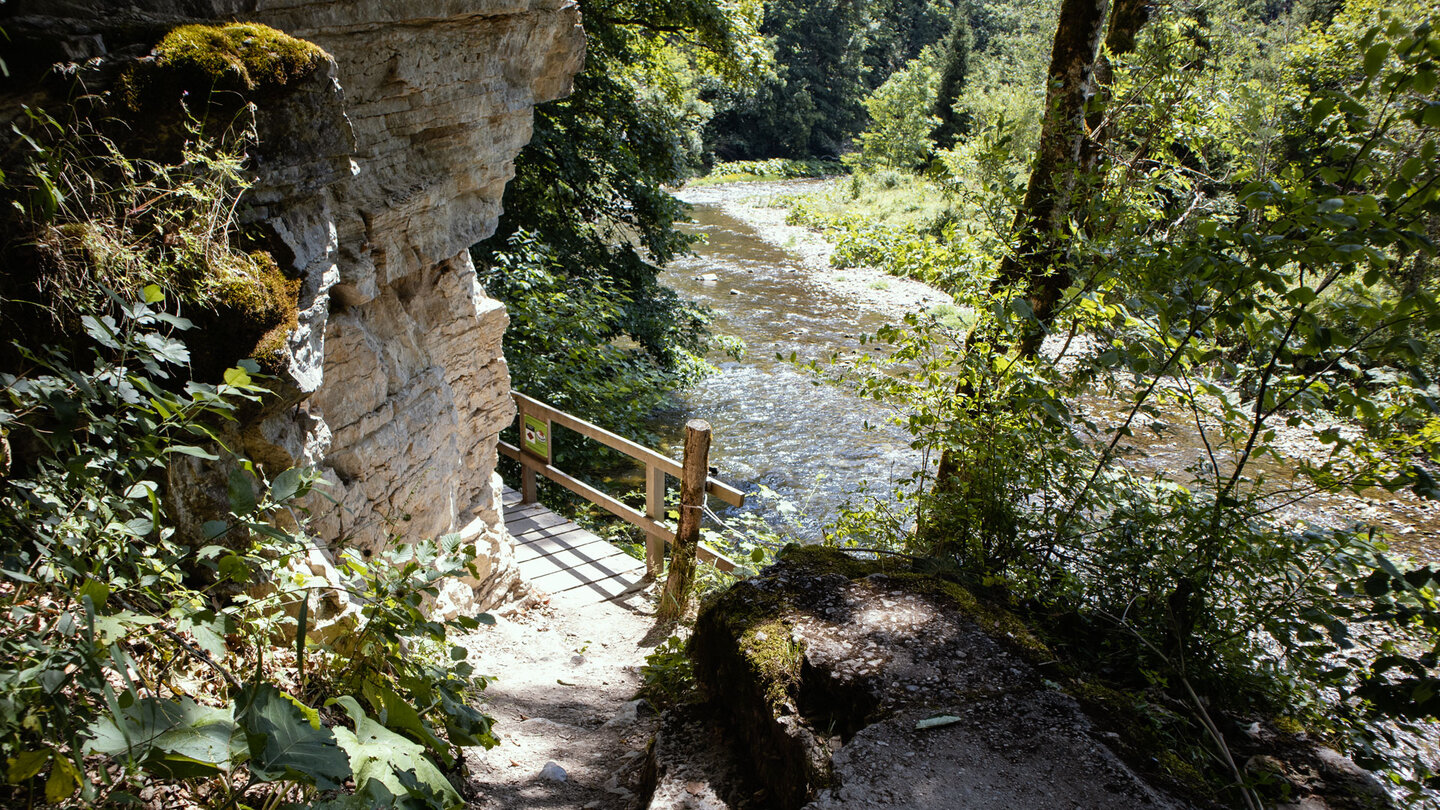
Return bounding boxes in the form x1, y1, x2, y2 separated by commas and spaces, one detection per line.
498, 392, 745, 608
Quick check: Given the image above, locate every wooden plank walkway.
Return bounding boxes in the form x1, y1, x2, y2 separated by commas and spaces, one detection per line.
502, 488, 650, 609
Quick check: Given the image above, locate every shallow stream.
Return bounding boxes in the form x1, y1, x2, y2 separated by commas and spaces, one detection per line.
649, 182, 1439, 563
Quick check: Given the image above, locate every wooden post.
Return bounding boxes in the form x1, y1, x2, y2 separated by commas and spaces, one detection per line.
644, 464, 667, 579
657, 420, 710, 622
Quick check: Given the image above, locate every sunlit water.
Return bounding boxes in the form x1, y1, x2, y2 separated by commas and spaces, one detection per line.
644, 187, 1437, 799
648, 203, 919, 540
649, 194, 1438, 563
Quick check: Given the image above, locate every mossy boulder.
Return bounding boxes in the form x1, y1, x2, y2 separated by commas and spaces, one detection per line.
689, 545, 1058, 809
186, 249, 302, 380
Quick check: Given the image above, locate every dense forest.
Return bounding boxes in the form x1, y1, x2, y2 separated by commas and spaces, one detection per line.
0, 0, 1436, 806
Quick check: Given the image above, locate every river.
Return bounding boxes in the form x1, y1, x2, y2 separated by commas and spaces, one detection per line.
651, 180, 1439, 563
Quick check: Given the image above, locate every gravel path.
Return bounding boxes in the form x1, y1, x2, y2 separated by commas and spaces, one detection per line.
460, 590, 670, 809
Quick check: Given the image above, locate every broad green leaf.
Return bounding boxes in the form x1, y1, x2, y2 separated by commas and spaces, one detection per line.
218, 555, 251, 584
330, 697, 462, 810
167, 445, 220, 461
239, 685, 350, 790
364, 681, 452, 766
7, 750, 49, 783
141, 285, 164, 304
271, 467, 306, 503
228, 468, 257, 517
222, 367, 252, 388
86, 698, 244, 778
177, 612, 228, 660
1364, 42, 1390, 79
44, 757, 78, 804
79, 580, 109, 610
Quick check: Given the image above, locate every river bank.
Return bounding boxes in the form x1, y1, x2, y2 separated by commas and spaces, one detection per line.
669, 178, 1439, 563
673, 179, 952, 320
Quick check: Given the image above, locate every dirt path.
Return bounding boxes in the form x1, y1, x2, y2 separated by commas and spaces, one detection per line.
459, 590, 670, 809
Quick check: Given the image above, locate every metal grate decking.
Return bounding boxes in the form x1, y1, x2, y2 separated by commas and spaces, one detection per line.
502, 487, 650, 609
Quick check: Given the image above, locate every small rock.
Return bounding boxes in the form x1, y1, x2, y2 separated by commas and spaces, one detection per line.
540, 761, 567, 782
697, 273, 719, 283
571, 654, 586, 666
603, 698, 657, 728
730, 289, 742, 295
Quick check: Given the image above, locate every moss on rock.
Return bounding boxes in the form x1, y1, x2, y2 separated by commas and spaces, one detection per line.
689, 545, 1058, 809
188, 249, 301, 379
121, 23, 328, 110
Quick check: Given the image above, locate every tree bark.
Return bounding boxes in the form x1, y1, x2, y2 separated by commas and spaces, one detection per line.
990, 0, 1112, 356
1080, 0, 1153, 177
657, 420, 711, 623
926, 0, 1134, 533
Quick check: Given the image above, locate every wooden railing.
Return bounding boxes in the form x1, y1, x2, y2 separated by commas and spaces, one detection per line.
497, 392, 745, 575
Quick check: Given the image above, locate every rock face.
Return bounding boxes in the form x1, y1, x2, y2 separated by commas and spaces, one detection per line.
688, 547, 1195, 810
3, 1, 586, 611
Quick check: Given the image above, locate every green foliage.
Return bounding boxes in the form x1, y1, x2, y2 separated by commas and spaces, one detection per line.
478, 229, 707, 442
692, 158, 844, 184
0, 295, 495, 808
704, 0, 878, 159
848, 48, 942, 172
703, 0, 961, 160
811, 1, 1440, 798
0, 107, 300, 377
0, 124, 494, 808
639, 634, 697, 706
474, 0, 766, 439
930, 6, 975, 150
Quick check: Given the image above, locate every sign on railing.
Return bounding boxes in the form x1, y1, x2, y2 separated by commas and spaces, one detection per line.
521, 413, 550, 460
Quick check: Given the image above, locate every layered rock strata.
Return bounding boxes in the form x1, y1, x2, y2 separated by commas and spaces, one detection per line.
3, 0, 585, 612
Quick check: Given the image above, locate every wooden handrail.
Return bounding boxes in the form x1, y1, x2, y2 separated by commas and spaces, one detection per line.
512, 392, 745, 507
499, 392, 745, 574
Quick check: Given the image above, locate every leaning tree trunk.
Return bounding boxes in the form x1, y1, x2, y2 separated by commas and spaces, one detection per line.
924, 0, 1149, 544
990, 0, 1113, 358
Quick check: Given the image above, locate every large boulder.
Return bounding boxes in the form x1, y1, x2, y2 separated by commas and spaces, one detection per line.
689, 546, 1195, 810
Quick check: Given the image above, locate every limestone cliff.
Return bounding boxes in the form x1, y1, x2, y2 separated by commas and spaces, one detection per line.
2, 1, 585, 612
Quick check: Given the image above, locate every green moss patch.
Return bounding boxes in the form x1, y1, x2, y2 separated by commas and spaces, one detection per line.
152, 23, 327, 96
188, 250, 301, 379
118, 23, 328, 117
740, 619, 804, 711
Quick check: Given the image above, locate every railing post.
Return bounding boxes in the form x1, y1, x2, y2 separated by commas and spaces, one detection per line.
644, 464, 666, 579
658, 420, 711, 622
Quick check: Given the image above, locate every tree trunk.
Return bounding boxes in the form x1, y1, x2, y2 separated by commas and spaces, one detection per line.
926, 0, 1133, 535
657, 420, 711, 623
1080, 0, 1153, 177
990, 0, 1111, 356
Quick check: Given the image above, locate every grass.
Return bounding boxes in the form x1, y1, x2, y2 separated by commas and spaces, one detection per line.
782, 170, 954, 232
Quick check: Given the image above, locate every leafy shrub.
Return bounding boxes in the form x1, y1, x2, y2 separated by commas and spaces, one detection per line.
696, 158, 845, 184
0, 286, 496, 809
820, 12, 1440, 801
0, 102, 495, 809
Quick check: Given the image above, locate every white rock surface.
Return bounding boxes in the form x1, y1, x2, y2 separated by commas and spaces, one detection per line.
7, 0, 586, 610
